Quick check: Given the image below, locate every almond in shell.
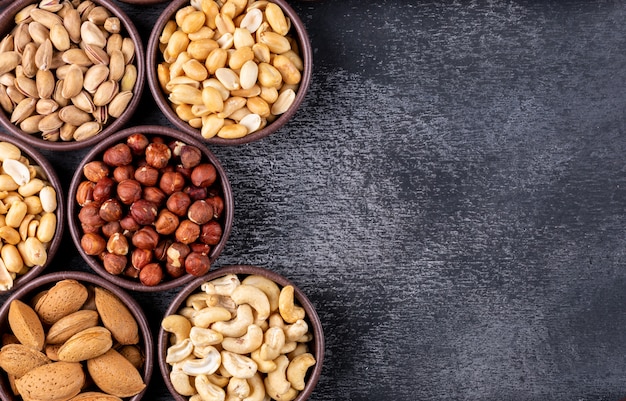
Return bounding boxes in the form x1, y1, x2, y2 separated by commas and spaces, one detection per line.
94, 287, 138, 345
0, 343, 50, 378
57, 326, 112, 362
8, 299, 45, 350
34, 279, 88, 325
87, 348, 146, 397
15, 361, 84, 401
68, 392, 123, 401
46, 309, 99, 344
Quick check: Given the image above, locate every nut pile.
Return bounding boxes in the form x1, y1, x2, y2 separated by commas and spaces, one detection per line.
162, 274, 317, 401
0, 141, 58, 291
0, 279, 147, 400
75, 133, 226, 287
157, 0, 304, 140
0, 0, 138, 142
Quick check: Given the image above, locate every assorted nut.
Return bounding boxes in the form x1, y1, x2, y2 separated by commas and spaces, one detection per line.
0, 279, 147, 399
0, 0, 138, 142
75, 132, 227, 287
157, 0, 304, 140
162, 273, 317, 401
0, 141, 58, 291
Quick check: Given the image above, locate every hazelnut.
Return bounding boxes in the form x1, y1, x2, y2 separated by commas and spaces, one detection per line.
131, 248, 152, 270
132, 226, 159, 250
103, 252, 127, 275
116, 179, 142, 205
103, 143, 133, 166
154, 239, 172, 261
175, 165, 192, 179
154, 209, 179, 235
127, 133, 149, 155
200, 220, 222, 245
179, 145, 202, 169
184, 251, 210, 276
130, 199, 158, 225
106, 232, 129, 256
166, 242, 190, 269
184, 186, 208, 201
78, 203, 105, 227
175, 220, 200, 245
143, 186, 167, 206
190, 163, 216, 188
165, 262, 186, 279
113, 165, 135, 182
139, 262, 163, 286
76, 181, 95, 206
81, 233, 106, 255
123, 265, 140, 279
206, 195, 224, 219
169, 140, 186, 157
92, 177, 115, 203
99, 198, 123, 222
145, 142, 171, 169
120, 215, 140, 232
81, 223, 101, 235
166, 191, 191, 216
83, 161, 110, 182
134, 166, 159, 187
101, 221, 122, 238
159, 171, 185, 195
190, 242, 211, 255
187, 200, 213, 225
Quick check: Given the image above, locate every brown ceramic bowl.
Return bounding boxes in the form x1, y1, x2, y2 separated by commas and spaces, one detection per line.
0, 270, 154, 400
0, 0, 145, 151
147, 0, 313, 145
159, 264, 324, 401
0, 131, 64, 293
67, 125, 234, 292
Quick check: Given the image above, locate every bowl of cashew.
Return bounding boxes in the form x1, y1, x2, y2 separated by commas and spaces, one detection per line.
158, 264, 324, 401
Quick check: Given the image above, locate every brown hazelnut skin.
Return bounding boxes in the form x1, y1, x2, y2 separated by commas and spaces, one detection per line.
166, 242, 190, 269
159, 171, 186, 195
190, 163, 216, 188
79, 202, 105, 227
200, 220, 222, 245
206, 195, 224, 219
113, 165, 135, 182
131, 248, 152, 270
76, 181, 95, 206
103, 143, 133, 166
99, 198, 123, 222
154, 239, 172, 261
130, 199, 158, 225
101, 221, 122, 238
145, 142, 171, 169
120, 214, 140, 232
154, 209, 179, 235
127, 133, 149, 155
92, 177, 115, 203
83, 161, 110, 182
165, 262, 186, 279
132, 226, 160, 250
185, 251, 210, 276
81, 223, 101, 234
134, 166, 159, 187
106, 232, 129, 255
184, 185, 208, 201
81, 233, 106, 255
187, 200, 213, 225
116, 179, 142, 205
139, 262, 163, 286
180, 145, 202, 169
190, 242, 211, 255
103, 252, 127, 275
143, 186, 167, 206
166, 191, 191, 216
123, 265, 140, 279
175, 220, 200, 245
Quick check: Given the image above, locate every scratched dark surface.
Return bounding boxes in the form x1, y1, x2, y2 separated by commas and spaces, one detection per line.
1, 0, 626, 400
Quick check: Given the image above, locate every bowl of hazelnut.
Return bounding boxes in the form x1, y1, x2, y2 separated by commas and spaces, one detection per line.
0, 131, 64, 293
0, 0, 145, 151
0, 270, 153, 400
147, 0, 312, 145
67, 125, 234, 292
159, 264, 324, 401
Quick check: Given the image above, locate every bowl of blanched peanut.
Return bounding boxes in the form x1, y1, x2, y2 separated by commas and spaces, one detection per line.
147, 0, 312, 145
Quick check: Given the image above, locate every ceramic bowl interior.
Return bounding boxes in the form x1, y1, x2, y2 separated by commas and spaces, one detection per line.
0, 0, 145, 151
0, 131, 64, 293
147, 0, 313, 145
158, 264, 324, 401
0, 270, 154, 400
67, 125, 234, 292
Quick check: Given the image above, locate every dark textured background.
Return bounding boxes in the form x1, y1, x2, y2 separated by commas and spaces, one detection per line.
2, 0, 626, 400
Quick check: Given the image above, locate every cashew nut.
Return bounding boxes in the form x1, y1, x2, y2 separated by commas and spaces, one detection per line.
259, 326, 285, 361
227, 377, 251, 399
190, 326, 224, 347
250, 348, 277, 373
212, 304, 254, 337
201, 274, 241, 296
287, 343, 309, 360
186, 292, 212, 310
182, 346, 221, 376
222, 324, 264, 355
191, 306, 232, 328
278, 285, 305, 324
221, 350, 258, 379
279, 341, 298, 354
207, 294, 238, 315
242, 373, 265, 401
268, 312, 285, 329
283, 319, 308, 342
162, 314, 192, 345
166, 338, 194, 364
195, 374, 226, 401
265, 355, 290, 395
170, 368, 197, 396
263, 381, 297, 401
286, 353, 316, 391
207, 372, 230, 388
241, 275, 281, 313
231, 285, 270, 322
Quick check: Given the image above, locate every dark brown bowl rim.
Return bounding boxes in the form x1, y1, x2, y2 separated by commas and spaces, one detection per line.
158, 264, 324, 401
0, 270, 154, 401
0, 0, 146, 152
146, 0, 313, 146
66, 125, 234, 292
0, 131, 64, 293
